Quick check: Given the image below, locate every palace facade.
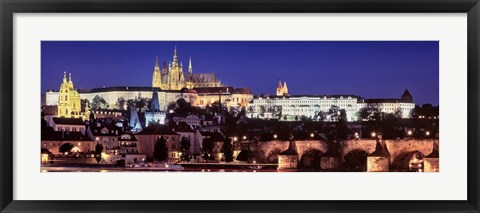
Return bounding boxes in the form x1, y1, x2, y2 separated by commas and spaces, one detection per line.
249, 82, 415, 122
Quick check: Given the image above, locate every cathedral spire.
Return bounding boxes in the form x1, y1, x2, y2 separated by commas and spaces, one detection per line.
172, 46, 179, 66
68, 73, 72, 82
63, 71, 67, 83
277, 80, 282, 89
162, 58, 167, 74
155, 56, 159, 68
188, 57, 193, 74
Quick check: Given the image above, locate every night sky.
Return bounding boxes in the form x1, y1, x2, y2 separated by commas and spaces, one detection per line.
41, 41, 439, 105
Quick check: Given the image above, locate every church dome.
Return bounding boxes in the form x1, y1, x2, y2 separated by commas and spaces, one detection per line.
69, 90, 79, 96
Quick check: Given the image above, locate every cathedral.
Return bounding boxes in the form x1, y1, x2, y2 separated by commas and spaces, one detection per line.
56, 72, 89, 119
276, 80, 289, 96
152, 47, 222, 90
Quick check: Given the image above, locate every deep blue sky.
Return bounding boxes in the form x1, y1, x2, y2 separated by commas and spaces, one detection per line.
41, 41, 439, 105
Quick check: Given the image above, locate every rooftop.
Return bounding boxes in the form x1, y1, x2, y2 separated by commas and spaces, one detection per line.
136, 124, 179, 135
52, 117, 85, 125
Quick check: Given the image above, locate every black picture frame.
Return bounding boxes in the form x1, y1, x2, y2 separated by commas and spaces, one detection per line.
1, 0, 479, 212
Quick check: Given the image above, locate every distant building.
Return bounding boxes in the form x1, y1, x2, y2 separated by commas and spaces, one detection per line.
172, 114, 201, 128
118, 133, 146, 164
144, 90, 166, 126
194, 86, 253, 108
51, 117, 86, 133
45, 86, 198, 111
135, 124, 180, 162
199, 131, 226, 161
88, 122, 123, 155
249, 83, 416, 121
251, 94, 360, 121
152, 47, 222, 90
55, 72, 89, 119
44, 47, 253, 110
41, 128, 94, 155
357, 89, 415, 119
276, 80, 289, 96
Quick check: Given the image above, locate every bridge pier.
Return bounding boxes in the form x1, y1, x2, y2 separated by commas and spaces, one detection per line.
367, 156, 390, 172
277, 140, 299, 171
424, 141, 439, 172
367, 138, 390, 172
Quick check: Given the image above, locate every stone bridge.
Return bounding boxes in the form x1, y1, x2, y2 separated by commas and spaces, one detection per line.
241, 139, 439, 172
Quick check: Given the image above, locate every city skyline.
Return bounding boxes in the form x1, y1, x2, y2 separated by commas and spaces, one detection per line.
41, 41, 439, 105
41, 41, 440, 173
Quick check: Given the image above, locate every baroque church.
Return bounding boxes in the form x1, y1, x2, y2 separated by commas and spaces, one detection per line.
152, 47, 222, 90
56, 72, 89, 119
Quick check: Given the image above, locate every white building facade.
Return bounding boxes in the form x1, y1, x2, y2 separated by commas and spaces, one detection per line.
45, 87, 198, 111
249, 89, 416, 122
250, 95, 360, 121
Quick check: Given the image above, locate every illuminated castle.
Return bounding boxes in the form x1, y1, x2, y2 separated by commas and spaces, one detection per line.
152, 47, 222, 90
56, 72, 89, 119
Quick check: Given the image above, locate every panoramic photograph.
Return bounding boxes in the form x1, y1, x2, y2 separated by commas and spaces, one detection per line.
40, 41, 439, 172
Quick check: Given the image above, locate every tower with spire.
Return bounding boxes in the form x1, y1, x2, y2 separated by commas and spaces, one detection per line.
152, 56, 162, 88
167, 46, 186, 90
276, 80, 289, 96
57, 71, 83, 119
150, 46, 222, 90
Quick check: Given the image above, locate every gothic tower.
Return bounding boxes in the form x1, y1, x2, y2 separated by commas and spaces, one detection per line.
168, 46, 186, 90
152, 56, 162, 88
282, 81, 289, 95
276, 80, 283, 96
276, 80, 289, 96
185, 57, 194, 89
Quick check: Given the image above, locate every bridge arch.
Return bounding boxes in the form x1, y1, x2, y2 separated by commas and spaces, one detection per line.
265, 148, 282, 163
391, 150, 424, 172
298, 149, 324, 171
343, 149, 368, 172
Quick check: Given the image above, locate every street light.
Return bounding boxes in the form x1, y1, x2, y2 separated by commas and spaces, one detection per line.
407, 130, 413, 136
371, 132, 376, 138
243, 136, 247, 140
425, 131, 430, 136
233, 137, 238, 142
354, 132, 359, 139
273, 134, 277, 139
310, 133, 314, 138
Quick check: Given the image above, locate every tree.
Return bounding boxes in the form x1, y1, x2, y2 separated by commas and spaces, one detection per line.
258, 106, 266, 118
153, 136, 168, 162
335, 109, 349, 140
327, 105, 340, 122
174, 98, 190, 115
135, 98, 149, 111
201, 137, 215, 161
126, 99, 136, 110
80, 99, 90, 112
116, 97, 126, 110
273, 105, 283, 119
94, 143, 103, 164
317, 111, 327, 122
91, 95, 107, 110
222, 138, 234, 162
167, 101, 176, 112
179, 137, 191, 162
59, 143, 74, 153
247, 106, 255, 118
